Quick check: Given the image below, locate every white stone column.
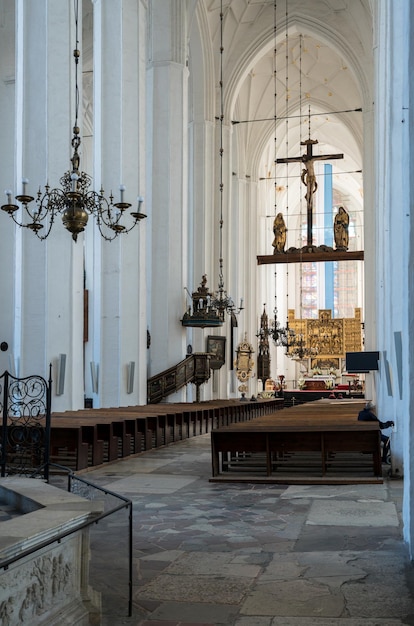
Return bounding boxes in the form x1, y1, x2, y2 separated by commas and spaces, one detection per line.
147, 1, 189, 391
91, 0, 147, 407
0, 2, 17, 375
1, 1, 84, 409
374, 0, 413, 553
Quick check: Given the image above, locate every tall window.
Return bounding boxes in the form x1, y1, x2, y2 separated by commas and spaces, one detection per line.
301, 262, 318, 318
332, 204, 359, 318
299, 199, 360, 320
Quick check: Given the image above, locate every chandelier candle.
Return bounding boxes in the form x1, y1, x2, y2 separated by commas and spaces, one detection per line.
119, 185, 125, 204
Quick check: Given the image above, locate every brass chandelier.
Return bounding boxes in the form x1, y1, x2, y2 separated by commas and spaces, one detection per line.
288, 331, 319, 360
256, 304, 292, 348
1, 0, 146, 242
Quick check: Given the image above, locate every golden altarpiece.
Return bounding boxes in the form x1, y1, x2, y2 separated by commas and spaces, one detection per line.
287, 308, 363, 373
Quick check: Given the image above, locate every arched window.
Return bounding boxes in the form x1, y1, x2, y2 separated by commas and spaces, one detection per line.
299, 198, 361, 320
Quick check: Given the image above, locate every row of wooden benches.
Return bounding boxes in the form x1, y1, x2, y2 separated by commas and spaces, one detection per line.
210, 399, 383, 483
50, 398, 284, 471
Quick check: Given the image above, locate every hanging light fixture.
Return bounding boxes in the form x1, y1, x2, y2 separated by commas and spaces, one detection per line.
181, 275, 224, 328
288, 327, 319, 361
270, 304, 293, 347
1, 0, 146, 242
256, 301, 292, 384
269, 0, 289, 348
181, 0, 243, 328
256, 301, 292, 349
210, 0, 244, 320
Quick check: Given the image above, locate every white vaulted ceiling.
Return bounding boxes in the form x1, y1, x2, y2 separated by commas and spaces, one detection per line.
199, 0, 373, 229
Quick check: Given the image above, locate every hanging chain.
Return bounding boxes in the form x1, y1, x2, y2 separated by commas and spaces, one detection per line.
218, 1, 225, 294
299, 32, 304, 330
72, 0, 81, 157
285, 0, 290, 339
273, 0, 278, 319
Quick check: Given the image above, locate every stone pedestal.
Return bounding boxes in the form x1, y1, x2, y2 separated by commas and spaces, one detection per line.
0, 478, 103, 625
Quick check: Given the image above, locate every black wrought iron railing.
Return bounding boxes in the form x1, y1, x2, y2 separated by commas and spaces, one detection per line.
0, 368, 52, 480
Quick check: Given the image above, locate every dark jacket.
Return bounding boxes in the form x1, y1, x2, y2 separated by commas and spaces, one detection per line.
358, 408, 393, 430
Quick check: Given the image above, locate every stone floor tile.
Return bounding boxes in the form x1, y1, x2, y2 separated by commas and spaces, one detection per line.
270, 617, 407, 626
306, 499, 399, 527
137, 621, 179, 626
71, 432, 414, 625
240, 578, 345, 617
234, 618, 272, 626
294, 523, 400, 552
139, 573, 252, 604
103, 474, 199, 494
144, 600, 239, 624
140, 550, 183, 562
280, 483, 390, 500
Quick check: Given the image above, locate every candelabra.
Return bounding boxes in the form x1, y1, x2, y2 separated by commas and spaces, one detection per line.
256, 306, 292, 348
288, 333, 319, 360
210, 270, 244, 321
1, 2, 146, 242
2, 174, 146, 242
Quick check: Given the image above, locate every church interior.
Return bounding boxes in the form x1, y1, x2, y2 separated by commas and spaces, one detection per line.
0, 0, 413, 622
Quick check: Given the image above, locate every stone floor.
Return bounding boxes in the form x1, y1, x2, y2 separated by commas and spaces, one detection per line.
73, 433, 414, 626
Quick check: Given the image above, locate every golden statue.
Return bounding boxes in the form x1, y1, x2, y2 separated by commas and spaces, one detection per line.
272, 212, 287, 253
334, 206, 349, 251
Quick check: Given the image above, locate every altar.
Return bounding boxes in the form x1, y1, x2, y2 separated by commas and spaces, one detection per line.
287, 309, 363, 385
301, 375, 336, 390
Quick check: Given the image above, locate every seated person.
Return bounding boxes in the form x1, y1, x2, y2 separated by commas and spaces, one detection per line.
358, 401, 394, 463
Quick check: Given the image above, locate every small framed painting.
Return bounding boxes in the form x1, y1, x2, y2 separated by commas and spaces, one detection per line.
206, 335, 226, 370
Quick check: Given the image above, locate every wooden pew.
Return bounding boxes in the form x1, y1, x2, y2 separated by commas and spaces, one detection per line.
50, 424, 90, 470
210, 399, 382, 484
52, 413, 120, 464
80, 425, 104, 466
50, 398, 284, 471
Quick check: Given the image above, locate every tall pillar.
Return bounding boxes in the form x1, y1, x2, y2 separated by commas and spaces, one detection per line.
374, 0, 412, 553
0, 1, 84, 410
0, 3, 17, 375
147, 1, 188, 386
90, 0, 147, 407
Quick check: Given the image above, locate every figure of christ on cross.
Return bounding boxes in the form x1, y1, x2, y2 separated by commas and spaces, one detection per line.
276, 139, 343, 247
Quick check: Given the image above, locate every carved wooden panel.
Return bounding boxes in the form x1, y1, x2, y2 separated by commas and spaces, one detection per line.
287, 308, 362, 359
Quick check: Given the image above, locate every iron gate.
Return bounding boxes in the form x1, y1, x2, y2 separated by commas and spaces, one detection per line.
0, 367, 52, 479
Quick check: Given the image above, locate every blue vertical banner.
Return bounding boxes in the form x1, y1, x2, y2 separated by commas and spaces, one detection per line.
324, 163, 334, 313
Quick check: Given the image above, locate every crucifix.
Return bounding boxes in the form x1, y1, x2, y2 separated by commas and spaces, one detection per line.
277, 139, 343, 247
